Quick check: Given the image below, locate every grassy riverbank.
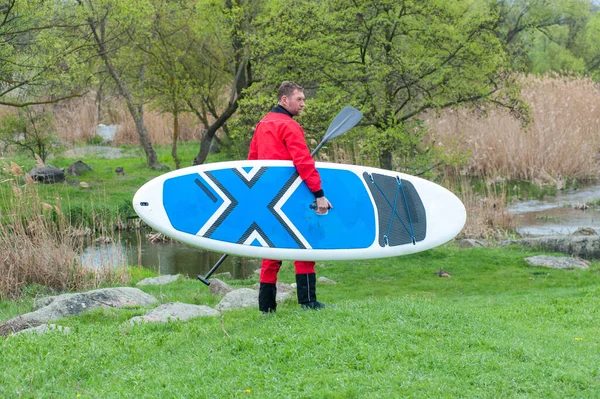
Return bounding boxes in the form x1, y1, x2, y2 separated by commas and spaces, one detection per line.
2, 246, 599, 398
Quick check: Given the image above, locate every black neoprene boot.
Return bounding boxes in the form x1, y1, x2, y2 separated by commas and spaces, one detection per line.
259, 283, 277, 314
296, 273, 325, 310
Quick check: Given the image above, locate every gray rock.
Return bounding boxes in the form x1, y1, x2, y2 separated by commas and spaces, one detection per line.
216, 288, 258, 311
458, 239, 488, 248
136, 274, 180, 286
65, 160, 92, 176
501, 236, 600, 259
277, 282, 294, 292
215, 288, 290, 311
276, 292, 291, 303
573, 227, 597, 236
317, 277, 337, 284
214, 272, 232, 280
28, 165, 65, 184
128, 302, 218, 325
208, 278, 233, 295
1, 287, 157, 336
13, 324, 71, 336
524, 255, 589, 270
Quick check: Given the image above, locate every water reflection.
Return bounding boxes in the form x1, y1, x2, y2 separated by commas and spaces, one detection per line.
83, 231, 260, 279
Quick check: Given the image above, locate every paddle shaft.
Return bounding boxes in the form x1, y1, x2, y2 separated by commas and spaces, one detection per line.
198, 107, 362, 286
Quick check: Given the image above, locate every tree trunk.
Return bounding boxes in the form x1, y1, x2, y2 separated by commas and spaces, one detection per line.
95, 80, 103, 124
129, 106, 158, 168
192, 99, 239, 165
172, 108, 180, 169
82, 8, 160, 169
379, 149, 393, 170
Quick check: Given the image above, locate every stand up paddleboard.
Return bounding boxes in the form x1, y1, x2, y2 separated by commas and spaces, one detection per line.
133, 160, 466, 261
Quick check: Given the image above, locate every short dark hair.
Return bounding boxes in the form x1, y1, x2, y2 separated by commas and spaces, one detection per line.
277, 81, 303, 102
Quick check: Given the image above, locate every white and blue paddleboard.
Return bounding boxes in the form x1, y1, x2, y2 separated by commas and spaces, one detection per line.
133, 160, 466, 261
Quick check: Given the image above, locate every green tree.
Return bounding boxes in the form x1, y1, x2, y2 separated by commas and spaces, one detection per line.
497, 0, 595, 74
185, 0, 258, 166
0, 0, 88, 107
75, 0, 161, 169
583, 7, 600, 79
0, 107, 61, 161
141, 0, 197, 169
246, 0, 522, 171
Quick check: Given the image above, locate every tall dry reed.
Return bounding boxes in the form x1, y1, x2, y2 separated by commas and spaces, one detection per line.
426, 75, 600, 183
0, 162, 128, 299
38, 93, 205, 146
445, 178, 516, 240
52, 95, 99, 144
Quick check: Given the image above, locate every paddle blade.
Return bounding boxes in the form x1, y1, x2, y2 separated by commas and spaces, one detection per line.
311, 106, 363, 156
324, 106, 363, 141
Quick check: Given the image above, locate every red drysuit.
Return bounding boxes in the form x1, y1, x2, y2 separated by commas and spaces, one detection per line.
248, 106, 322, 283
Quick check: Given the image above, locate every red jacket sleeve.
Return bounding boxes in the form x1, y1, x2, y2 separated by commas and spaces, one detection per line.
281, 123, 323, 196
248, 133, 258, 160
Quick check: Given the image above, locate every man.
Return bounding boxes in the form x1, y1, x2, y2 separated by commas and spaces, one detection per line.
248, 81, 332, 314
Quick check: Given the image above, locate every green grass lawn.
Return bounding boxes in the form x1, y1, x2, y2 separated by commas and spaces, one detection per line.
2, 246, 599, 398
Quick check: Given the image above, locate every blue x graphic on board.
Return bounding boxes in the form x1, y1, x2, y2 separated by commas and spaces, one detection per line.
205, 167, 303, 248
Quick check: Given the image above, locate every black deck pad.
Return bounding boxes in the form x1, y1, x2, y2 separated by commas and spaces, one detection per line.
363, 172, 427, 247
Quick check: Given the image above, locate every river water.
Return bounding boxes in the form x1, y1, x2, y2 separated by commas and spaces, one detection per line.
82, 231, 259, 279
508, 183, 600, 236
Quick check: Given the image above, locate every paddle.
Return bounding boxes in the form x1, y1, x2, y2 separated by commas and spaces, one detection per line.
198, 106, 363, 286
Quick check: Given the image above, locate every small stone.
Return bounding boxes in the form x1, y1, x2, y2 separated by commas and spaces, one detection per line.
572, 227, 597, 236
317, 277, 337, 284
136, 275, 180, 286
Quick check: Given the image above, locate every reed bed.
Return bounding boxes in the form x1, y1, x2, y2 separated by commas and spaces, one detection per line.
50, 94, 205, 146
446, 177, 516, 240
426, 74, 600, 183
0, 162, 128, 299
52, 95, 99, 144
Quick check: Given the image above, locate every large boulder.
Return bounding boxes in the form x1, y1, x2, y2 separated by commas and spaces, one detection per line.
208, 278, 233, 296
127, 302, 219, 325
524, 255, 588, 270
28, 165, 65, 184
65, 160, 92, 176
12, 324, 71, 336
501, 235, 600, 259
0, 287, 157, 335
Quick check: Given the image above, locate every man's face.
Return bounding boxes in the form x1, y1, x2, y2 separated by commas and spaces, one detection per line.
282, 89, 305, 116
